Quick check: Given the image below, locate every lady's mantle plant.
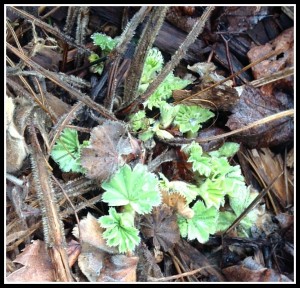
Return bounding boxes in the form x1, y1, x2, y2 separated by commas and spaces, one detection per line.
50, 33, 260, 254
98, 164, 161, 253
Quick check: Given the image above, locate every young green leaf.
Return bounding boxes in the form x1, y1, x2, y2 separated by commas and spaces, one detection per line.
217, 187, 259, 236
177, 201, 218, 244
145, 73, 191, 110
197, 178, 226, 209
91, 32, 118, 52
101, 164, 161, 214
159, 102, 180, 129
99, 208, 140, 253
51, 128, 87, 173
174, 105, 214, 134
209, 142, 240, 158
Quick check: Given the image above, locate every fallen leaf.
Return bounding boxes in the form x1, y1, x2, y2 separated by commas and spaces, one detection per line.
247, 27, 294, 97
66, 239, 81, 268
161, 191, 194, 219
81, 121, 133, 182
140, 204, 180, 252
226, 85, 294, 148
78, 242, 107, 282
6, 240, 55, 282
97, 254, 139, 282
222, 256, 292, 282
72, 212, 117, 254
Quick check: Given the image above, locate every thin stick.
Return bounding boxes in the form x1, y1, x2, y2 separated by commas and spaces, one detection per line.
148, 265, 214, 282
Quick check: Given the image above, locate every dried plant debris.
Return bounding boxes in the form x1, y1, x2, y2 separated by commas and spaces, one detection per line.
222, 256, 292, 282
97, 254, 139, 282
247, 27, 294, 97
140, 204, 180, 252
217, 6, 271, 33
173, 62, 240, 111
226, 85, 293, 148
137, 244, 163, 281
6, 240, 55, 282
72, 213, 117, 281
81, 121, 134, 182
246, 148, 293, 209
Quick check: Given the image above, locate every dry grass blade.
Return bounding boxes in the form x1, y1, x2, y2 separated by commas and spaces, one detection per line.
148, 265, 213, 282
250, 66, 294, 88
162, 109, 294, 145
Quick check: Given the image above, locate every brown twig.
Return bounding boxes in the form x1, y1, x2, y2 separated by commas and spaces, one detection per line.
148, 265, 214, 282
28, 124, 73, 282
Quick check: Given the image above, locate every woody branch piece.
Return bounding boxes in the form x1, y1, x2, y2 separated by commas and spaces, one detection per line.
28, 123, 73, 282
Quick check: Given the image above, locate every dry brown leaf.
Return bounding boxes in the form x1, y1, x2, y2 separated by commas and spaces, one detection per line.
97, 254, 139, 282
247, 27, 294, 97
161, 190, 194, 219
140, 204, 180, 252
72, 212, 117, 254
6, 240, 55, 282
226, 85, 293, 148
66, 239, 81, 268
222, 256, 292, 282
78, 243, 107, 282
81, 121, 133, 182
72, 213, 117, 281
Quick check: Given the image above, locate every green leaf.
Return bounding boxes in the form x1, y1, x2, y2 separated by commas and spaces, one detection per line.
140, 47, 164, 88
216, 211, 237, 232
211, 142, 240, 158
174, 105, 214, 134
159, 102, 180, 129
197, 178, 226, 209
216, 187, 259, 237
91, 32, 118, 52
51, 128, 86, 173
178, 201, 218, 243
101, 164, 161, 214
129, 111, 152, 132
229, 186, 258, 217
145, 73, 191, 110
98, 208, 140, 253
